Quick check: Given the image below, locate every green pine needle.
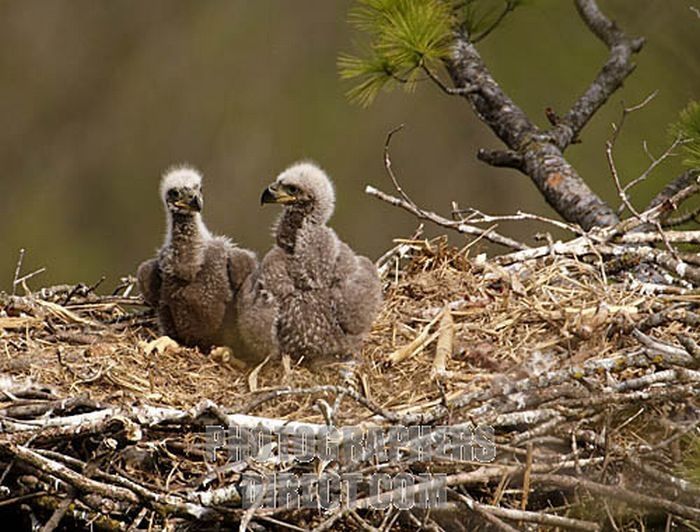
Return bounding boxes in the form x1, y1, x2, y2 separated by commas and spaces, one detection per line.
670, 100, 700, 169
339, 0, 453, 106
338, 52, 397, 107
339, 0, 528, 106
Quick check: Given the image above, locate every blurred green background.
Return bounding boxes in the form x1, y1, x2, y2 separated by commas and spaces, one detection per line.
0, 0, 697, 289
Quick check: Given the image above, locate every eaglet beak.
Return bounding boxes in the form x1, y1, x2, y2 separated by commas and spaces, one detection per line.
261, 184, 296, 205
174, 194, 202, 213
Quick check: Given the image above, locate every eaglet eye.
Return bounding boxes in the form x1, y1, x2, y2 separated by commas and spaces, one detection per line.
167, 189, 179, 200
287, 185, 300, 195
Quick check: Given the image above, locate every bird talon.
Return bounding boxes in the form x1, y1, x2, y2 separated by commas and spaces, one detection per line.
211, 346, 247, 371
141, 335, 180, 356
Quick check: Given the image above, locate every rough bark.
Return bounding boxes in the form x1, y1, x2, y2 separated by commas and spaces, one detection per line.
553, 0, 645, 149
444, 0, 644, 230
647, 169, 700, 212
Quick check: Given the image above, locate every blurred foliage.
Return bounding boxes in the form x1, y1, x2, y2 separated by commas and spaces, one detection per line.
681, 436, 700, 487
338, 0, 453, 106
670, 100, 700, 169
0, 1, 698, 289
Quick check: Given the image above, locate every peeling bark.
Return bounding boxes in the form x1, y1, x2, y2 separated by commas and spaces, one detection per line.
446, 35, 618, 229
444, 0, 644, 230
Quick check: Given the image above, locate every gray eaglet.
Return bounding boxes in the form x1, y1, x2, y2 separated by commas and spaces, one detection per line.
137, 166, 257, 351
236, 161, 382, 365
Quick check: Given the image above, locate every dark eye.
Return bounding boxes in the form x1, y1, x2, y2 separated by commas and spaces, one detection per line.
287, 185, 299, 195
167, 189, 179, 200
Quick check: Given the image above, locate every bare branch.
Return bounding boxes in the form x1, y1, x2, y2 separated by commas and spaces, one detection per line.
454, 493, 600, 531
366, 185, 527, 250
663, 206, 700, 228
382, 124, 416, 208
622, 134, 687, 200
532, 474, 700, 522
445, 30, 619, 229
618, 230, 700, 245
472, 0, 520, 44
477, 148, 523, 169
453, 206, 586, 236
421, 64, 479, 96
604, 102, 681, 260
367, 125, 529, 250
552, 0, 645, 148
11, 248, 25, 296
646, 169, 700, 213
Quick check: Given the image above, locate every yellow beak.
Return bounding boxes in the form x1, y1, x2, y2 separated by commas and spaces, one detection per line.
261, 185, 296, 205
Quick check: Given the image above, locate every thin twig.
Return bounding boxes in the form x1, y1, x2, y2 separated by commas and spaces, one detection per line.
472, 0, 519, 43
11, 248, 25, 296
366, 185, 527, 250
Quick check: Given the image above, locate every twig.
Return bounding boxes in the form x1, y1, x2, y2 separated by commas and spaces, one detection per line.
457, 492, 520, 532
242, 385, 404, 423
663, 206, 700, 228
532, 473, 700, 522
372, 125, 528, 250
366, 185, 527, 250
453, 207, 585, 236
431, 307, 453, 378
646, 169, 700, 214
605, 93, 682, 261
476, 148, 523, 169
521, 443, 533, 511
382, 124, 416, 208
619, 229, 700, 244
11, 248, 25, 296
554, 0, 645, 149
310, 508, 350, 532
39, 488, 74, 532
472, 0, 520, 43
455, 493, 600, 531
621, 134, 687, 200
421, 64, 478, 96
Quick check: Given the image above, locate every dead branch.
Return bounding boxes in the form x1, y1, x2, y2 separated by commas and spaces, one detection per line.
553, 0, 645, 149
454, 493, 600, 531
619, 229, 700, 244
440, 0, 645, 229
453, 206, 585, 236
647, 169, 700, 213
366, 185, 527, 250
476, 148, 523, 169
532, 473, 700, 522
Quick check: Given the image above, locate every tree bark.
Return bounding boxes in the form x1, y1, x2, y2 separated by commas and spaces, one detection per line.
444, 0, 644, 230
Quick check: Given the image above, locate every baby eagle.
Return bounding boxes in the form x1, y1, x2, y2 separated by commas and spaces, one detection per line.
237, 161, 382, 365
137, 166, 257, 351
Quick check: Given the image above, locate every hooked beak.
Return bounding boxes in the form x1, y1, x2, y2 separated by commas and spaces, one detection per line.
173, 194, 202, 213
260, 184, 296, 206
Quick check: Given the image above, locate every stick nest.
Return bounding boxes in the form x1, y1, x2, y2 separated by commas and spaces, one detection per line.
1, 236, 700, 531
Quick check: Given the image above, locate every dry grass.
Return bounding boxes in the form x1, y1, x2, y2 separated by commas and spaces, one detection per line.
1, 236, 700, 530
0, 239, 661, 418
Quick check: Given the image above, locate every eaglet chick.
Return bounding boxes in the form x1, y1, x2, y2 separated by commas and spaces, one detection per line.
236, 161, 382, 365
137, 166, 257, 352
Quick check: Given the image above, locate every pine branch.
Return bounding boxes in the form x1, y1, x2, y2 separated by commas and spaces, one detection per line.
445, 29, 619, 229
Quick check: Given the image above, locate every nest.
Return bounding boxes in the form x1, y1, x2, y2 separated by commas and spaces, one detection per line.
1, 235, 700, 531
